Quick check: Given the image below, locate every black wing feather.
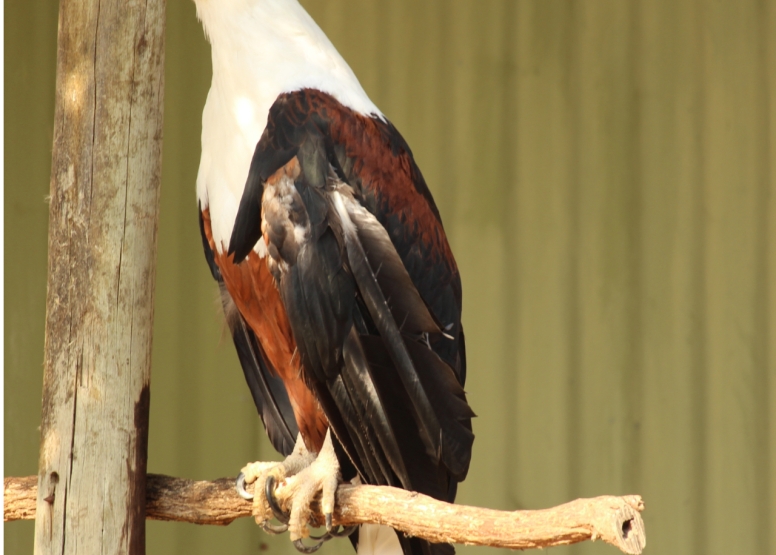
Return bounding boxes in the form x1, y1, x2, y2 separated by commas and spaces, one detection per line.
342, 327, 408, 487
338, 203, 445, 464
229, 304, 299, 456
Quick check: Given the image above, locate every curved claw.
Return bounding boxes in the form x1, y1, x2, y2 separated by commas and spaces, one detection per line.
328, 525, 357, 538
293, 538, 327, 554
265, 475, 290, 524
323, 512, 356, 537
236, 472, 253, 501
260, 521, 289, 535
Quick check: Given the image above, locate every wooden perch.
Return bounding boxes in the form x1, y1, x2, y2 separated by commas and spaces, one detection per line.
5, 474, 645, 554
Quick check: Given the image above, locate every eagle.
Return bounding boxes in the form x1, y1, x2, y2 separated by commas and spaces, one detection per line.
193, 2, 475, 555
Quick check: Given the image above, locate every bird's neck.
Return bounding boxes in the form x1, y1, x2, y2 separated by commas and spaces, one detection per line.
194, 0, 380, 118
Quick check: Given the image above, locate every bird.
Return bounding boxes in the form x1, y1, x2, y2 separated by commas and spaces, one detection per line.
192, 2, 475, 555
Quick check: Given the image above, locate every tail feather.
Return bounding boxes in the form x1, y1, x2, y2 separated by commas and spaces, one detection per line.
356, 525, 403, 555
356, 524, 454, 555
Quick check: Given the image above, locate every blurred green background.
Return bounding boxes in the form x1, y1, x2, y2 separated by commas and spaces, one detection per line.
5, 1, 774, 554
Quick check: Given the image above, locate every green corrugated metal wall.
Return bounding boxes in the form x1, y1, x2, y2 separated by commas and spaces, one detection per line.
5, 1, 774, 554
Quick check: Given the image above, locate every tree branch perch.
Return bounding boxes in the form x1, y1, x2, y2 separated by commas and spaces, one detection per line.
5, 475, 645, 554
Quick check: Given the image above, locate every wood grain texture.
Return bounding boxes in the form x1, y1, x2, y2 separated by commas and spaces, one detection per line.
7, 475, 646, 554
35, 1, 165, 554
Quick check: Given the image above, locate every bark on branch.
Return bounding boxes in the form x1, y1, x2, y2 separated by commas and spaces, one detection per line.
6, 474, 645, 554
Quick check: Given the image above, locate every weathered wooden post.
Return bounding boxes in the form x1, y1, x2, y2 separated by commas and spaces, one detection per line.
34, 1, 165, 554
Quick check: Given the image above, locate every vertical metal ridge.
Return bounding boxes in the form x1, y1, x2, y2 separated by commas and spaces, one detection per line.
564, 0, 582, 507
497, 0, 521, 508
690, 1, 708, 552
752, 1, 772, 551
622, 0, 645, 498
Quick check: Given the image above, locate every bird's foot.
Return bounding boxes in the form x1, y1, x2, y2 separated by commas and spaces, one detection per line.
236, 431, 355, 551
273, 430, 355, 550
237, 433, 316, 534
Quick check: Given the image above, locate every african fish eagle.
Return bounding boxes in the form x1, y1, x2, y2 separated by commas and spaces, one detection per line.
193, 2, 475, 555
